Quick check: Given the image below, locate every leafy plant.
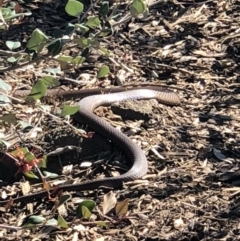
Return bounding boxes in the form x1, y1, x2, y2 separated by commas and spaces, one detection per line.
20, 192, 130, 229
1, 0, 148, 83
0, 0, 149, 228
8, 146, 47, 179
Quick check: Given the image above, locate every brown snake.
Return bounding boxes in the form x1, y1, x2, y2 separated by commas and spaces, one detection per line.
0, 86, 180, 205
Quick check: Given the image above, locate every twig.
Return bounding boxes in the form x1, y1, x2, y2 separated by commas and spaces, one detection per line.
0, 91, 24, 103
112, 0, 167, 28
0, 224, 21, 231
37, 106, 87, 137
80, 0, 102, 22
175, 0, 215, 4
0, 53, 51, 73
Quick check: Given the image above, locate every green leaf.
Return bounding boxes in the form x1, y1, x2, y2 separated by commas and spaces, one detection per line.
99, 20, 113, 37
24, 151, 36, 162
0, 113, 17, 124
1, 8, 12, 20
97, 65, 110, 78
75, 23, 89, 34
7, 56, 18, 63
57, 55, 73, 64
82, 206, 91, 218
11, 147, 29, 157
43, 67, 61, 75
47, 38, 63, 56
73, 38, 90, 48
7, 54, 25, 64
81, 48, 89, 58
61, 105, 79, 116
86, 16, 100, 28
0, 95, 11, 105
53, 28, 64, 38
23, 171, 39, 179
6, 41, 21, 50
76, 200, 96, 218
99, 2, 109, 17
90, 37, 100, 48
100, 47, 111, 56
72, 56, 85, 66
0, 79, 11, 92
40, 76, 60, 87
25, 80, 47, 101
26, 29, 48, 54
129, 0, 148, 17
65, 23, 75, 35
39, 155, 47, 168
58, 194, 72, 207
72, 56, 84, 65
19, 121, 33, 130
46, 218, 58, 226
57, 215, 68, 228
27, 215, 45, 225
39, 105, 51, 112
43, 171, 58, 179
2, 6, 31, 21
65, 0, 84, 17
0, 139, 12, 150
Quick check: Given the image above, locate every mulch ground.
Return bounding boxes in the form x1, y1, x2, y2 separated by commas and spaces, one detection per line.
0, 0, 240, 240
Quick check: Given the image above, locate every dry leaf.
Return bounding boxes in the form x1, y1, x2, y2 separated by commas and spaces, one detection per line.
115, 198, 129, 218
102, 191, 117, 215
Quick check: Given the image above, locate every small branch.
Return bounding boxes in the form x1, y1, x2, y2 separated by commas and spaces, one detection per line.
80, 0, 102, 22
37, 106, 87, 137
0, 53, 51, 73
0, 224, 22, 231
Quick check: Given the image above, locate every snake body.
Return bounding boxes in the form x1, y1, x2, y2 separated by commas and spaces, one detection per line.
0, 87, 180, 205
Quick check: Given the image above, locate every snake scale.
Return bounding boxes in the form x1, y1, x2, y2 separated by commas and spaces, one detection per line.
0, 86, 180, 205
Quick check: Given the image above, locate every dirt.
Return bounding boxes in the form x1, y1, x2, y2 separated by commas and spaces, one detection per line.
0, 0, 240, 240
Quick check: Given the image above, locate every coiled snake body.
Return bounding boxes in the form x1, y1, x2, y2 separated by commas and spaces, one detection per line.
0, 87, 180, 205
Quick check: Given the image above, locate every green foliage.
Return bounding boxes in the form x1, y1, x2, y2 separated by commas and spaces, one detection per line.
46, 218, 58, 227
61, 105, 79, 116
40, 76, 60, 87
0, 79, 11, 105
26, 29, 49, 54
0, 0, 151, 108
23, 215, 46, 228
0, 139, 12, 150
0, 0, 149, 227
43, 171, 59, 179
47, 38, 64, 56
43, 67, 62, 75
57, 194, 72, 207
25, 80, 47, 102
65, 0, 84, 17
99, 2, 109, 18
0, 0, 150, 87
23, 170, 39, 179
97, 65, 110, 78
6, 41, 21, 50
76, 200, 96, 218
0, 3, 31, 30
57, 215, 68, 228
0, 79, 11, 92
10, 147, 45, 179
130, 0, 148, 17
86, 16, 101, 28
